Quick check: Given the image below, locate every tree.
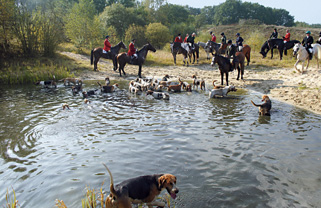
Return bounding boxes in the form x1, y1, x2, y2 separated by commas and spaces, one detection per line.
0, 0, 15, 54
100, 4, 146, 39
65, 0, 102, 51
155, 4, 189, 27
124, 24, 147, 47
145, 23, 170, 49
213, 0, 245, 25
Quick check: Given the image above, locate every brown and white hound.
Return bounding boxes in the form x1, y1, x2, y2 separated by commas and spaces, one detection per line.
192, 75, 205, 90
251, 95, 272, 116
103, 164, 178, 208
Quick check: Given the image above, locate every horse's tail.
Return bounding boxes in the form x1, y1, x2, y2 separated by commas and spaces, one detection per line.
316, 45, 321, 60
90, 49, 94, 65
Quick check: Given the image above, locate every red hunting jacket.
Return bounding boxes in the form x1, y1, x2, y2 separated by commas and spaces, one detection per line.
184, 36, 188, 43
127, 42, 136, 56
211, 35, 216, 42
283, 33, 290, 42
103, 39, 111, 51
174, 36, 183, 43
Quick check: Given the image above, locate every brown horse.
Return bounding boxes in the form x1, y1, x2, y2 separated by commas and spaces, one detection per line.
117, 43, 156, 78
211, 53, 233, 86
91, 41, 127, 71
232, 52, 245, 80
171, 42, 189, 66
226, 44, 251, 66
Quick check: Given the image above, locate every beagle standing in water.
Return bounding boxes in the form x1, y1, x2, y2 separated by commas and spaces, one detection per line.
103, 164, 178, 208
251, 95, 272, 116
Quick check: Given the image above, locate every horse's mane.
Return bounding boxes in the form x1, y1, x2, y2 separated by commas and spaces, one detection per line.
137, 44, 149, 54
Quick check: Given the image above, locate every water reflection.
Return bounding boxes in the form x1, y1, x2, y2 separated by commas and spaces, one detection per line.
0, 82, 321, 207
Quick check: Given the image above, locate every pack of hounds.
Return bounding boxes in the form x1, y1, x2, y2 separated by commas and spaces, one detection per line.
34, 75, 272, 207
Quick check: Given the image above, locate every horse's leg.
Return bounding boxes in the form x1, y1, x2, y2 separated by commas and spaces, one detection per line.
206, 52, 209, 60
294, 59, 300, 72
113, 56, 118, 71
306, 59, 310, 71
173, 53, 176, 65
246, 52, 250, 66
241, 63, 244, 80
220, 70, 224, 85
197, 51, 199, 64
138, 65, 142, 78
236, 65, 240, 80
192, 52, 195, 64
270, 48, 273, 59
280, 49, 283, 60
94, 57, 100, 71
226, 72, 229, 86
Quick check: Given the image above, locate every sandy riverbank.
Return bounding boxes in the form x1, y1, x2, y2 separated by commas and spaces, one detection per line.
60, 52, 321, 115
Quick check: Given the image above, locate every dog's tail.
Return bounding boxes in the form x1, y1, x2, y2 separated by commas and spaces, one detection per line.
103, 163, 117, 198
97, 81, 102, 87
251, 100, 262, 107
212, 80, 217, 87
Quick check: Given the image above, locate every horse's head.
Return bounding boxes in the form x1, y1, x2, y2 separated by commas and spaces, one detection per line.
293, 43, 301, 56
205, 41, 211, 49
147, 42, 156, 52
120, 41, 127, 49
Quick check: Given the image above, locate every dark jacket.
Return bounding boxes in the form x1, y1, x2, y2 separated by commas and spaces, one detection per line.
221, 35, 227, 44
270, 31, 278, 39
236, 36, 243, 47
302, 36, 314, 48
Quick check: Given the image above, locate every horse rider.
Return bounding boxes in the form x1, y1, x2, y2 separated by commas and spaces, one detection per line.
317, 32, 321, 45
283, 29, 290, 43
128, 39, 137, 63
282, 29, 291, 50
302, 31, 314, 60
226, 39, 234, 58
184, 34, 189, 43
103, 35, 112, 58
220, 32, 227, 44
174, 33, 183, 43
236, 33, 243, 52
210, 31, 216, 42
187, 33, 196, 49
270, 28, 278, 39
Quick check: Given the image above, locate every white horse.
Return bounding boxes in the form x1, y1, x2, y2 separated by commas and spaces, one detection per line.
197, 41, 211, 60
293, 43, 321, 73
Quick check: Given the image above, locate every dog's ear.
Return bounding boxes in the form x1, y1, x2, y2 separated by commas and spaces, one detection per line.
158, 175, 167, 189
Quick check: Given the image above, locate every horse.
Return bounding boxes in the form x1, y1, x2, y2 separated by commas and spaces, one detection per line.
259, 39, 299, 60
91, 41, 127, 71
283, 40, 300, 55
117, 43, 156, 78
293, 43, 321, 73
211, 53, 233, 86
232, 52, 246, 80
205, 41, 221, 54
226, 44, 251, 66
170, 42, 189, 66
197, 41, 211, 60
188, 43, 199, 64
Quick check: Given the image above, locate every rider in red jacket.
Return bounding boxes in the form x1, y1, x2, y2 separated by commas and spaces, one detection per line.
174, 34, 183, 43
103, 35, 111, 52
210, 31, 216, 42
127, 39, 136, 56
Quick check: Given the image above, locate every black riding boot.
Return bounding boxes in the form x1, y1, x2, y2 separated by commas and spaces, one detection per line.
309, 52, 313, 60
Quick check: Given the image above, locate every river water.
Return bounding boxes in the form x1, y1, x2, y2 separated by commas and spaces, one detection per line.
0, 80, 320, 208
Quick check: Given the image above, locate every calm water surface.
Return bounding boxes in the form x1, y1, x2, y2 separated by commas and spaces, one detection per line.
0, 80, 321, 208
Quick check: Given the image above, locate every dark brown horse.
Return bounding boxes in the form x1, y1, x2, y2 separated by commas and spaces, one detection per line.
188, 43, 200, 64
171, 42, 189, 66
117, 43, 156, 78
226, 44, 251, 66
260, 39, 300, 59
91, 41, 127, 71
211, 53, 233, 86
232, 52, 246, 80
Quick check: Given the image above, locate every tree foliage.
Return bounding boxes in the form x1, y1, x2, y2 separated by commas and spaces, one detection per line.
124, 24, 147, 47
145, 23, 170, 49
65, 0, 102, 51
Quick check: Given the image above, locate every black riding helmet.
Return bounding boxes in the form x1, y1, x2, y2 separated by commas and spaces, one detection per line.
221, 32, 224, 35
227, 40, 232, 44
